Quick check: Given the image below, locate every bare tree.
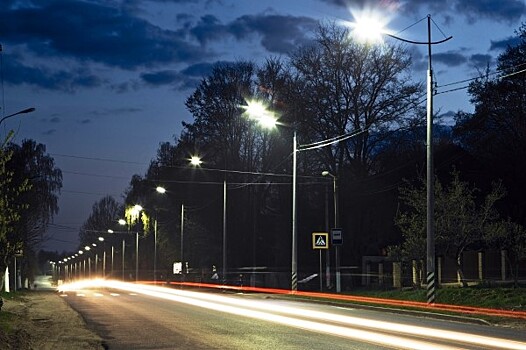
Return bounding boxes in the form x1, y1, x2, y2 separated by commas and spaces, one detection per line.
284, 23, 424, 176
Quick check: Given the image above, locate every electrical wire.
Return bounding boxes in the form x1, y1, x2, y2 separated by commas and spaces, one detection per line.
299, 128, 368, 152
437, 61, 526, 89
51, 153, 146, 165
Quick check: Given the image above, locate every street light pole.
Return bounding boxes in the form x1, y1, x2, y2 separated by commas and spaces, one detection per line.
181, 203, 185, 273
0, 107, 35, 126
122, 239, 125, 280
384, 16, 450, 304
351, 14, 451, 305
154, 218, 157, 284
136, 231, 139, 282
291, 130, 297, 292
425, 16, 436, 305
322, 170, 340, 292
223, 180, 227, 282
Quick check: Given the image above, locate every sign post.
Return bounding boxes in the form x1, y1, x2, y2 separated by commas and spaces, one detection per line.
331, 228, 343, 292
312, 233, 329, 291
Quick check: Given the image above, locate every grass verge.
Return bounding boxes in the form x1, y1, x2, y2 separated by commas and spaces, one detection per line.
350, 286, 526, 311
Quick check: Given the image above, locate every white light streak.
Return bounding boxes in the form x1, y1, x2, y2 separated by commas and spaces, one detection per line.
59, 280, 526, 350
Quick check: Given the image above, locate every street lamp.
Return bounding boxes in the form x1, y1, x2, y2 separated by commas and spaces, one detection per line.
156, 186, 186, 282
84, 246, 92, 278
119, 209, 142, 283
188, 156, 226, 280
190, 156, 203, 166
350, 14, 452, 303
118, 220, 127, 280
0, 107, 35, 126
322, 170, 340, 292
99, 237, 106, 278
243, 100, 298, 291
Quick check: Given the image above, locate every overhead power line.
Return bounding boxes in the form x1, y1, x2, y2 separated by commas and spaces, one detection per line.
435, 61, 526, 96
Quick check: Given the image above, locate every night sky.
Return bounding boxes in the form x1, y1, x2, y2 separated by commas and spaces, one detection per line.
0, 0, 524, 253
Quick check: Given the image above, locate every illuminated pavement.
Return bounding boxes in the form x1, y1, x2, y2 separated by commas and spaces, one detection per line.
59, 280, 526, 350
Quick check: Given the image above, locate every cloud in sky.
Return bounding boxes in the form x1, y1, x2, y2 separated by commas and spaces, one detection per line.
42, 129, 57, 135
469, 54, 492, 68
0, 0, 522, 94
0, 1, 316, 93
489, 36, 523, 51
319, 0, 526, 23
2, 54, 103, 91
433, 51, 468, 67
0, 1, 210, 69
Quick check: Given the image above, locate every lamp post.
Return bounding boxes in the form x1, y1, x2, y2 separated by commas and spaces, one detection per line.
117, 220, 127, 280
291, 130, 298, 292
182, 203, 186, 274
131, 205, 143, 282
244, 100, 298, 291
99, 237, 106, 278
154, 187, 167, 284
85, 246, 92, 278
0, 107, 35, 126
351, 14, 451, 303
322, 170, 340, 292
156, 186, 186, 279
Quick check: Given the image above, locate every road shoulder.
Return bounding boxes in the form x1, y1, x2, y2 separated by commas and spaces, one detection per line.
2, 291, 104, 350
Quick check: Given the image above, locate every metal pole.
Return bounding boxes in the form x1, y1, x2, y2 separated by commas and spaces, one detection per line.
291, 130, 298, 292
334, 176, 341, 293
0, 107, 35, 126
181, 203, 185, 270
122, 239, 125, 280
319, 250, 322, 291
223, 180, 227, 282
88, 257, 91, 278
136, 232, 139, 282
426, 14, 436, 305
95, 253, 98, 275
103, 250, 106, 278
111, 246, 114, 276
154, 218, 157, 283
325, 185, 331, 289
13, 257, 17, 291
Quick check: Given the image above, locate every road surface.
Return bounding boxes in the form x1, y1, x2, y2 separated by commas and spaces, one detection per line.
60, 281, 526, 350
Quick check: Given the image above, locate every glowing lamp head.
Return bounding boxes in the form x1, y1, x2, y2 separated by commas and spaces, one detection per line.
243, 99, 278, 129
118, 219, 126, 226
190, 156, 202, 166
156, 186, 166, 194
347, 8, 391, 44
98, 237, 104, 242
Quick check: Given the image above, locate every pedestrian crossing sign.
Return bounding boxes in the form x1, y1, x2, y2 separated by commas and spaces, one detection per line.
312, 232, 329, 249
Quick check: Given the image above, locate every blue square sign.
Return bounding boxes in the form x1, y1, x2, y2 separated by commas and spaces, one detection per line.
331, 228, 343, 245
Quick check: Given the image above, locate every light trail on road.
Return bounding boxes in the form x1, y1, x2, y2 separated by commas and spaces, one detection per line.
59, 280, 526, 350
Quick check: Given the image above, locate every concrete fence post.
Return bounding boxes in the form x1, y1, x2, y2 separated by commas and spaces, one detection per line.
393, 262, 401, 288
437, 256, 442, 286
501, 250, 507, 281
478, 251, 483, 281
378, 262, 384, 286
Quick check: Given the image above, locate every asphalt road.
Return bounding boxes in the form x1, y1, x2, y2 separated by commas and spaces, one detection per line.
60, 283, 526, 350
